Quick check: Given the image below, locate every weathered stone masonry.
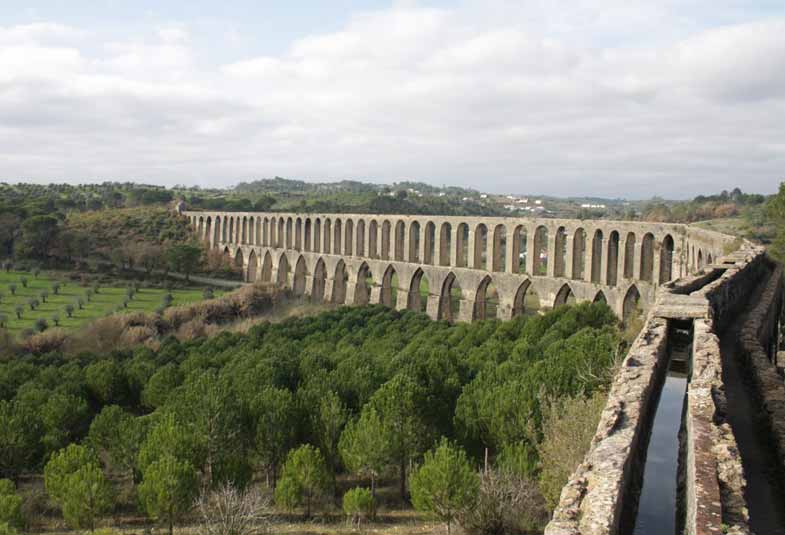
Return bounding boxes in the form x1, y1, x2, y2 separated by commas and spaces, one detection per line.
184, 210, 732, 322
545, 244, 779, 535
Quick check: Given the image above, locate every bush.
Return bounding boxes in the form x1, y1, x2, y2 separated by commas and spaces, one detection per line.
7, 284, 15, 296
537, 390, 608, 510
13, 305, 22, 320
27, 298, 38, 311
51, 282, 60, 295
39, 289, 48, 303
0, 479, 24, 530
34, 318, 48, 333
343, 487, 374, 529
64, 304, 74, 318
51, 314, 60, 327
0, 314, 6, 329
460, 469, 547, 535
32, 268, 40, 279
275, 445, 331, 517
19, 278, 27, 288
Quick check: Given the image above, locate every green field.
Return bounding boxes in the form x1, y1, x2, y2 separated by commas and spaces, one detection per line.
0, 270, 219, 336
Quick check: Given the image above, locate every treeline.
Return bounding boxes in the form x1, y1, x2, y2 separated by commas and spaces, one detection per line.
0, 302, 621, 533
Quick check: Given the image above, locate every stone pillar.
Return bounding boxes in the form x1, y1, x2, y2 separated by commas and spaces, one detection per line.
653, 247, 662, 286
324, 279, 335, 303
345, 281, 357, 306
526, 227, 536, 275
458, 295, 475, 322
486, 230, 494, 272
547, 229, 557, 278
634, 243, 644, 280
505, 224, 516, 273
426, 294, 440, 320
419, 228, 428, 265
370, 285, 382, 304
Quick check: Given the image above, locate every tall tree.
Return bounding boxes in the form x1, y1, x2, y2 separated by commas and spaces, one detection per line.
252, 386, 298, 488
338, 407, 388, 507
370, 374, 429, 499
410, 439, 479, 535
275, 445, 331, 518
139, 454, 198, 535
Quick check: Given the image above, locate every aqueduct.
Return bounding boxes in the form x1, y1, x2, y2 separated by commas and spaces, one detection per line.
185, 209, 785, 535
184, 210, 732, 322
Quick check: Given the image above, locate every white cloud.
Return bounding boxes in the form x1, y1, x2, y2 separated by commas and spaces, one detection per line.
0, 5, 783, 197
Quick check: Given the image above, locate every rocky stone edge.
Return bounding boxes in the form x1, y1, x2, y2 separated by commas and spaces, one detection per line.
544, 317, 670, 535
738, 261, 785, 484
544, 243, 766, 535
688, 319, 750, 535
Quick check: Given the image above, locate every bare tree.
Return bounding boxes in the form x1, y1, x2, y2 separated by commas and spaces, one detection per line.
195, 483, 272, 535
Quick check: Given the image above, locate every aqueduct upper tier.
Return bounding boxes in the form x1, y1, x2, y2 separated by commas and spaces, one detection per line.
184, 210, 734, 322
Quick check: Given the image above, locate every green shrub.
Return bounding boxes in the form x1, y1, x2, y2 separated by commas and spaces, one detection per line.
0, 479, 24, 530
343, 487, 374, 529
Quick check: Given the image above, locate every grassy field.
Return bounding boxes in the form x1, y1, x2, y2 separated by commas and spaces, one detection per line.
0, 270, 220, 336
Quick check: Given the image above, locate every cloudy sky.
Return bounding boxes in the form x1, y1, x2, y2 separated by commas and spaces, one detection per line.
1, 0, 783, 198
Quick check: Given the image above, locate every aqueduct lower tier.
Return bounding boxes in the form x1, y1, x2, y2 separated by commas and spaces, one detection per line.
184, 210, 734, 321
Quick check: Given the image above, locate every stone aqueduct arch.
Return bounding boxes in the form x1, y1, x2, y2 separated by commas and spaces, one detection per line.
186, 210, 732, 322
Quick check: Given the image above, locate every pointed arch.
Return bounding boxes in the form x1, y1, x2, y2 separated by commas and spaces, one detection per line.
424, 222, 436, 265
356, 220, 365, 257
394, 221, 405, 261
354, 262, 374, 305
369, 220, 379, 258
293, 256, 308, 296
277, 254, 290, 287
624, 232, 636, 279
409, 221, 421, 262
381, 220, 391, 260
381, 265, 398, 308
234, 249, 245, 280
474, 223, 488, 270
261, 251, 273, 282
277, 218, 285, 248
334, 219, 343, 255
640, 233, 655, 281
473, 275, 498, 320
513, 279, 540, 317
312, 258, 327, 302
697, 249, 704, 269
593, 290, 607, 304
554, 226, 567, 277
247, 250, 258, 282
456, 223, 469, 267
534, 225, 549, 275
492, 224, 507, 272
591, 229, 604, 283
439, 222, 452, 266
407, 268, 429, 312
285, 218, 293, 249
659, 234, 674, 283
623, 285, 641, 324
345, 219, 354, 255
438, 272, 462, 322
332, 260, 348, 304
513, 225, 527, 274
295, 218, 303, 250
304, 218, 312, 251
554, 283, 575, 308
572, 228, 587, 280
323, 218, 332, 253
313, 218, 322, 253
213, 216, 221, 246
607, 231, 620, 286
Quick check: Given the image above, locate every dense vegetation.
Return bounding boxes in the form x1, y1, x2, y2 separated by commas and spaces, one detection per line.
0, 302, 621, 533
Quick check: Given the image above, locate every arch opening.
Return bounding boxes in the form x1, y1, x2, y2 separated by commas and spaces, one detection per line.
293, 256, 308, 297
492, 225, 507, 272
332, 260, 348, 304
513, 280, 540, 317
312, 258, 327, 303
659, 234, 674, 284
394, 221, 405, 261
623, 285, 642, 326
277, 254, 290, 287
607, 231, 620, 286
554, 283, 576, 308
424, 222, 436, 265
473, 276, 499, 320
356, 220, 365, 257
554, 226, 567, 277
438, 273, 462, 322
409, 221, 421, 262
640, 233, 655, 282
247, 250, 258, 282
407, 269, 430, 313
381, 265, 399, 308
456, 223, 469, 267
439, 223, 452, 266
591, 230, 604, 284
261, 251, 273, 282
572, 228, 587, 280
534, 226, 549, 276
354, 263, 374, 306
474, 224, 488, 270
345, 219, 354, 256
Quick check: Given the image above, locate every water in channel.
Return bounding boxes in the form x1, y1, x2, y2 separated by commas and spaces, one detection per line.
631, 324, 691, 535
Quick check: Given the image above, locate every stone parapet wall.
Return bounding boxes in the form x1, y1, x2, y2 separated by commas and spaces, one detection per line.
545, 243, 768, 535
545, 317, 670, 535
738, 261, 785, 483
